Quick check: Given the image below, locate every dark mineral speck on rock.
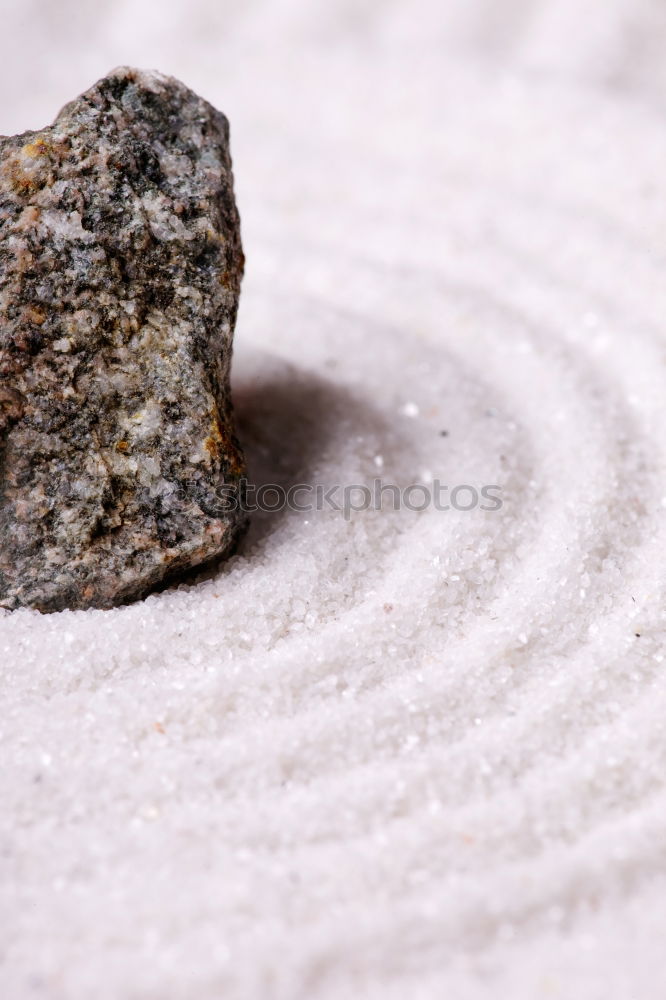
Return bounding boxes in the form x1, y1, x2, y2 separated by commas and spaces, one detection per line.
0, 67, 246, 612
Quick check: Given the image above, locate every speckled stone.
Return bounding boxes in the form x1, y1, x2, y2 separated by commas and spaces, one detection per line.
0, 67, 246, 612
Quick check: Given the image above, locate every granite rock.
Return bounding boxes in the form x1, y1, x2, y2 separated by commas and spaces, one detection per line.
0, 68, 246, 612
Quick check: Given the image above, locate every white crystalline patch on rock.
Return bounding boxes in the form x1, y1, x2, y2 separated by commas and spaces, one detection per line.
127, 399, 163, 436
141, 191, 196, 241
40, 209, 95, 242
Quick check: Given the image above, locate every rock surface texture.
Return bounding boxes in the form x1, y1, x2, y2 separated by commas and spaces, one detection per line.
0, 68, 246, 612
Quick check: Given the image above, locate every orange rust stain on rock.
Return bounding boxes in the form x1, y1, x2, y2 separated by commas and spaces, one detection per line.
23, 305, 46, 326
5, 163, 38, 195
2, 138, 59, 195
22, 138, 50, 158
203, 407, 244, 476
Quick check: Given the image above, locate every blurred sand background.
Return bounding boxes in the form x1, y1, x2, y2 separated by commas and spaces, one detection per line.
2, 2, 666, 998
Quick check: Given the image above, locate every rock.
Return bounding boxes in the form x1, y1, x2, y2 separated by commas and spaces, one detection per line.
0, 68, 246, 612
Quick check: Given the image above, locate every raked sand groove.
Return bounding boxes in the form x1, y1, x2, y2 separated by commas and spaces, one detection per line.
1, 2, 666, 998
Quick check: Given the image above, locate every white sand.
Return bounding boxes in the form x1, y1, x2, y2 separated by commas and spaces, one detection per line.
2, 2, 666, 997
